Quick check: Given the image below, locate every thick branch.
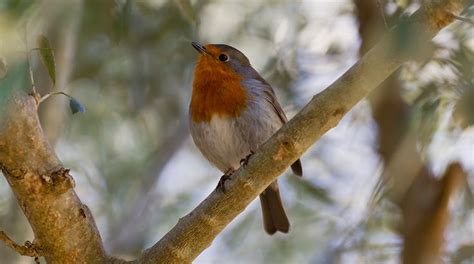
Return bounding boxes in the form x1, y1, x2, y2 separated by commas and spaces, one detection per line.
0, 93, 123, 263
138, 0, 467, 263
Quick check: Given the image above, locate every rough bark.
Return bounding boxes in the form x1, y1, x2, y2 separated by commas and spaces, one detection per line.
0, 0, 467, 263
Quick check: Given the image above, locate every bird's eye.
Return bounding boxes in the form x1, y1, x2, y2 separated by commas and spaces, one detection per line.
218, 54, 229, 62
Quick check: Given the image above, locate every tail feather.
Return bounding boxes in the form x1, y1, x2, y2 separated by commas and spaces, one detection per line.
291, 159, 303, 177
259, 182, 290, 234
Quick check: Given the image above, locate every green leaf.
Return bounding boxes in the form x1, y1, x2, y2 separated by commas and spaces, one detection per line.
36, 34, 56, 85
69, 97, 85, 114
0, 57, 7, 79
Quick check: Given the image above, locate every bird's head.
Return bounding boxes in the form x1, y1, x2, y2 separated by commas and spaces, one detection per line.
191, 42, 252, 76
190, 42, 253, 123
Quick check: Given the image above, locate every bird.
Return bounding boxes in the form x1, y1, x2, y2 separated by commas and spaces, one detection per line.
189, 42, 302, 235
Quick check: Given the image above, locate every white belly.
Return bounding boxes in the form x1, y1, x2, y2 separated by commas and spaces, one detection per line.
189, 101, 283, 173
190, 116, 251, 172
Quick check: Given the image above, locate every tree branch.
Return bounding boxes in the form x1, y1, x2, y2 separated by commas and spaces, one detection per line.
138, 0, 467, 262
0, 231, 38, 257
450, 13, 474, 25
401, 163, 466, 263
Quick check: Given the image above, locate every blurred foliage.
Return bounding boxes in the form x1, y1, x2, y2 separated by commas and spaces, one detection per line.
402, 9, 474, 147
0, 0, 472, 263
0, 62, 29, 121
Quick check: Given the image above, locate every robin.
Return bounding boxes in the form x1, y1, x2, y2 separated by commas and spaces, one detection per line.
189, 42, 302, 235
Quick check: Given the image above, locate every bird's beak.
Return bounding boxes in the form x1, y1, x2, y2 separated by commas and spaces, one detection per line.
192, 42, 209, 55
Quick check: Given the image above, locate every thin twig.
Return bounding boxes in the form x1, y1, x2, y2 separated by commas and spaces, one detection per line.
0, 231, 38, 257
451, 13, 474, 25
377, 0, 388, 29
23, 24, 37, 95
26, 49, 37, 94
38, 91, 71, 105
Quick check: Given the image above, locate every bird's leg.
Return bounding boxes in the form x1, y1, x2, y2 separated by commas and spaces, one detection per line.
216, 168, 235, 193
240, 150, 255, 167
216, 151, 255, 193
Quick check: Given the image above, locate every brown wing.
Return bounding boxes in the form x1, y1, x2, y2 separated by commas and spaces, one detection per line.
256, 75, 303, 176
255, 75, 288, 124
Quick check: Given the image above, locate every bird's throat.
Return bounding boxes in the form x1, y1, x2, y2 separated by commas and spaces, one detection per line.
190, 65, 248, 123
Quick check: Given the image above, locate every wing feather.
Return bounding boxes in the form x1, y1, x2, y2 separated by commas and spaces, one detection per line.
254, 75, 288, 124
251, 74, 303, 177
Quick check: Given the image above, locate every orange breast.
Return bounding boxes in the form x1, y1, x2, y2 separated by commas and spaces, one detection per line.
190, 57, 249, 123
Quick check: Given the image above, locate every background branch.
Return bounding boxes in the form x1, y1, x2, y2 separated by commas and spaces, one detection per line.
402, 163, 466, 263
